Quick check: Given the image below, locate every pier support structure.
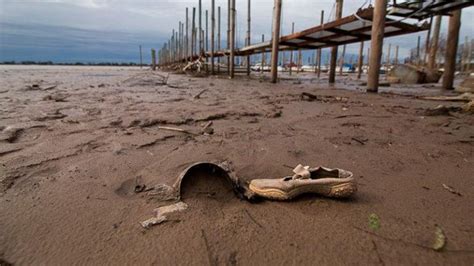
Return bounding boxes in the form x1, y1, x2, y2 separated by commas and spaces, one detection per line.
367, 0, 388, 93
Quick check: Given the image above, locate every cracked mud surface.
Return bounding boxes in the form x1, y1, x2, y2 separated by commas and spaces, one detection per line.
0, 65, 473, 265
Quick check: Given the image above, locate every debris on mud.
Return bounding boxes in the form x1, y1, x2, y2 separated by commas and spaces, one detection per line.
442, 184, 462, 196
432, 226, 446, 251
141, 201, 188, 228
425, 105, 462, 116
369, 213, 381, 230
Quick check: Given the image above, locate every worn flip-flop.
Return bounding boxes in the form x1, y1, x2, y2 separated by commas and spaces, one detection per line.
249, 164, 356, 200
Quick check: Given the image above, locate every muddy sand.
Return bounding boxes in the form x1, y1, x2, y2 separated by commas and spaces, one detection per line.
0, 65, 473, 265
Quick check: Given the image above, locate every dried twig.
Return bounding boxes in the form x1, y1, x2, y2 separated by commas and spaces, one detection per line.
442, 184, 462, 196
157, 126, 197, 135
194, 89, 208, 99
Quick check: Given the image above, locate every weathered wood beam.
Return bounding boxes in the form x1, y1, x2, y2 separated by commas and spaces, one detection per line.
270, 0, 282, 83
443, 10, 462, 90
367, 0, 388, 93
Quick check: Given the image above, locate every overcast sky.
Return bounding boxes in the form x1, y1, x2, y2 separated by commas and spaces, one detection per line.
0, 0, 473, 63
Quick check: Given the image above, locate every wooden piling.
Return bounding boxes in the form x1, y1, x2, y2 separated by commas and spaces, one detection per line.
261, 34, 265, 74
211, 0, 215, 74
199, 0, 202, 56
227, 0, 231, 74
339, 44, 346, 75
186, 8, 189, 62
317, 10, 324, 78
270, 0, 282, 83
395, 45, 399, 65
329, 0, 343, 84
423, 16, 433, 65
297, 49, 302, 74
428, 15, 441, 69
139, 45, 143, 68
289, 22, 295, 76
386, 43, 391, 65
181, 22, 183, 61
151, 49, 156, 70
357, 41, 364, 79
367, 0, 388, 93
443, 10, 461, 90
206, 9, 209, 72
218, 6, 221, 73
416, 36, 421, 65
468, 38, 472, 72
192, 7, 196, 59
246, 0, 251, 76
462, 36, 468, 73
229, 0, 235, 78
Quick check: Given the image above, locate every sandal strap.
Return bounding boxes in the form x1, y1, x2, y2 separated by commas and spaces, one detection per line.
292, 164, 311, 179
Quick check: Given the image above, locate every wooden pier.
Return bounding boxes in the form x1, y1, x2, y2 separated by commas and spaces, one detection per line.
158, 0, 473, 92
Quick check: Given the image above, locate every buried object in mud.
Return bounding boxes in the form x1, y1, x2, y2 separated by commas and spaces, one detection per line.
387, 64, 442, 84
138, 162, 356, 227
249, 164, 357, 200
141, 201, 188, 228
139, 162, 356, 203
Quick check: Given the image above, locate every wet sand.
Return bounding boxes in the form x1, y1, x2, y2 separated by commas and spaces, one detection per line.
0, 65, 473, 265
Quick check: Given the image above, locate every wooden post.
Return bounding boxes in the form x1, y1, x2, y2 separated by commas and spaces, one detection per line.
386, 43, 391, 65
218, 6, 221, 73
139, 45, 143, 68
168, 40, 171, 64
192, 7, 196, 59
416, 36, 421, 65
211, 0, 215, 74
290, 22, 295, 76
186, 8, 189, 62
428, 15, 442, 69
270, 0, 282, 83
179, 22, 183, 61
261, 34, 265, 74
297, 49, 302, 74
329, 0, 343, 84
423, 16, 433, 65
367, 47, 370, 65
367, 0, 388, 93
227, 0, 231, 74
229, 0, 235, 78
175, 29, 179, 62
462, 36, 469, 73
246, 0, 251, 76
443, 10, 461, 90
205, 9, 209, 72
395, 45, 399, 65
199, 0, 202, 56
339, 44, 346, 75
468, 38, 472, 72
317, 11, 324, 78
151, 49, 156, 70
357, 41, 364, 79
173, 30, 176, 62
